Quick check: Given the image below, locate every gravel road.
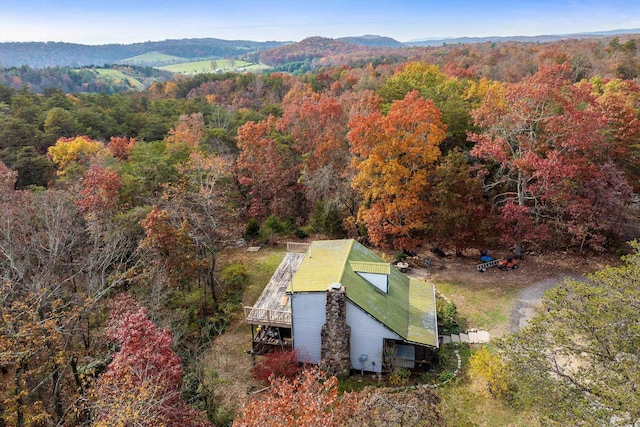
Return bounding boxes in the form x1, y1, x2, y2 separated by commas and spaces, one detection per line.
510, 275, 586, 332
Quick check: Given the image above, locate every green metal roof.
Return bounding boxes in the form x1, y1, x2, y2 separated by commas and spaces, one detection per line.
287, 239, 438, 347
407, 278, 437, 346
287, 240, 352, 293
350, 261, 391, 275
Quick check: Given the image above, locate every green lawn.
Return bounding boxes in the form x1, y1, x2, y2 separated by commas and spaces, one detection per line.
433, 278, 519, 333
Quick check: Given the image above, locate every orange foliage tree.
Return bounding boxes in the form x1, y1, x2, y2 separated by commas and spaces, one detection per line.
107, 136, 136, 161
166, 113, 205, 147
233, 367, 344, 427
348, 90, 446, 248
140, 206, 205, 289
234, 366, 445, 427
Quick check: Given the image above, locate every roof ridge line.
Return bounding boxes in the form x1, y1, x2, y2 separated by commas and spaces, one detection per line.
336, 238, 355, 285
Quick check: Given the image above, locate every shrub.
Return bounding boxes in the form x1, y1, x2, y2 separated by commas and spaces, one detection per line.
261, 215, 294, 240
294, 227, 308, 239
437, 370, 455, 383
388, 367, 411, 386
250, 350, 301, 382
395, 252, 408, 262
437, 298, 460, 333
244, 218, 261, 240
220, 263, 249, 288
219, 263, 249, 304
468, 347, 512, 399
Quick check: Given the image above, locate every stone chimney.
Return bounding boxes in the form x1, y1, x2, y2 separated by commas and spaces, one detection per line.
319, 283, 351, 377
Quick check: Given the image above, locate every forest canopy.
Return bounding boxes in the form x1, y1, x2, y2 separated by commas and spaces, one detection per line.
1, 33, 639, 425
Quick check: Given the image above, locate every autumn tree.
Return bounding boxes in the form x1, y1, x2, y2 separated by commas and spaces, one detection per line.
140, 206, 205, 290
278, 87, 354, 235
469, 63, 635, 255
495, 242, 640, 425
166, 113, 205, 147
236, 115, 304, 221
426, 149, 492, 253
91, 294, 212, 427
107, 136, 136, 161
47, 135, 110, 178
233, 367, 343, 427
0, 164, 94, 426
378, 62, 473, 151
348, 90, 446, 248
234, 367, 445, 427
162, 150, 235, 308
78, 164, 122, 217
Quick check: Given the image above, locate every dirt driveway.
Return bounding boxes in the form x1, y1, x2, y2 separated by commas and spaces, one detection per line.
407, 249, 618, 337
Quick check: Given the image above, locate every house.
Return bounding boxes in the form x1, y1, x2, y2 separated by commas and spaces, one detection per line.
243, 239, 439, 376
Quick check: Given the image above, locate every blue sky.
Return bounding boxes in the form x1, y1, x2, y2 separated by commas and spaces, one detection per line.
1, 0, 639, 44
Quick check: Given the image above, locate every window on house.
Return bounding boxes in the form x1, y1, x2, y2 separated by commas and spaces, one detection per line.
350, 261, 390, 293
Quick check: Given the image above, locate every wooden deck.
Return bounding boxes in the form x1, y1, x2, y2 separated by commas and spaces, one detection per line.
243, 252, 306, 327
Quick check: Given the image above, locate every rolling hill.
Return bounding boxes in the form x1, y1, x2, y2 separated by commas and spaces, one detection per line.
1, 29, 639, 70
0, 38, 288, 68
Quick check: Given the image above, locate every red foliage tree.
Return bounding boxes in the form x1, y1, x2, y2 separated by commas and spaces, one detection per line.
235, 115, 304, 220
92, 294, 212, 427
107, 136, 136, 161
469, 63, 635, 254
77, 164, 122, 215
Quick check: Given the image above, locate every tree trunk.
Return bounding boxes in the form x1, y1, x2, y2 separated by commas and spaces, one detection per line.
71, 357, 83, 393
52, 365, 63, 420
515, 171, 526, 258
514, 241, 522, 259
208, 251, 218, 310
15, 366, 23, 427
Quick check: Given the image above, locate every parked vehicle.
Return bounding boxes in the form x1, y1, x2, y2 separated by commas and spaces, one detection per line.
477, 250, 519, 272
498, 258, 519, 270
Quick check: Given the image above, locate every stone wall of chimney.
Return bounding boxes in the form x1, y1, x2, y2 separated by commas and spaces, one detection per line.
319, 285, 351, 377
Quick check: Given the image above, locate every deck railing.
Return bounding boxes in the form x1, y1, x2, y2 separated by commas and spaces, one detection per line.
244, 306, 292, 327
286, 242, 310, 253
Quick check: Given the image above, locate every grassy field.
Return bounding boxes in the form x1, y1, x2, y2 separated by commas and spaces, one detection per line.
121, 51, 187, 65
91, 68, 144, 89
433, 278, 519, 334
158, 59, 269, 75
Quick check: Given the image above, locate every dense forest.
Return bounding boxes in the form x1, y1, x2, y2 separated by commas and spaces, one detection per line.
1, 32, 640, 426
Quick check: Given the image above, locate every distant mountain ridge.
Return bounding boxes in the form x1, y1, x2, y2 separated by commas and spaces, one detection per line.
406, 28, 640, 46
2, 29, 639, 68
336, 35, 404, 47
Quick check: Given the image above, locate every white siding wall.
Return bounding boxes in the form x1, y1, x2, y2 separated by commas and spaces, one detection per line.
291, 293, 325, 364
346, 301, 400, 373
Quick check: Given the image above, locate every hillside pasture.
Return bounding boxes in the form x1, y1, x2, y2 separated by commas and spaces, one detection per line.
120, 51, 187, 66
85, 68, 144, 89
158, 59, 269, 75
